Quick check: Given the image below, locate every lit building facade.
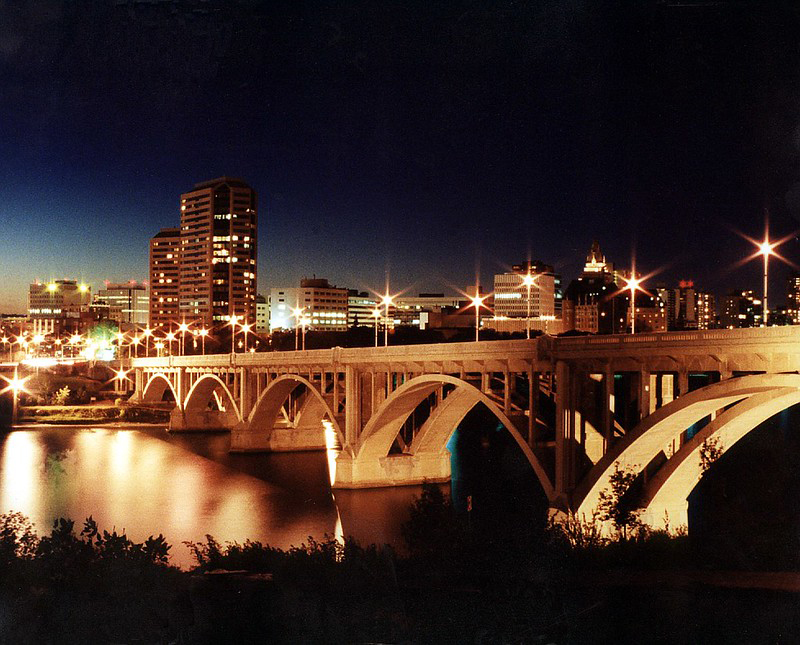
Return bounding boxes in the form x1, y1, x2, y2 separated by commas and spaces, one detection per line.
492, 261, 561, 323
394, 294, 463, 328
787, 273, 800, 323
179, 177, 258, 327
720, 290, 762, 328
562, 242, 626, 334
255, 294, 269, 333
28, 280, 92, 336
149, 227, 181, 329
269, 279, 349, 332
348, 290, 379, 327
657, 280, 716, 330
95, 282, 149, 327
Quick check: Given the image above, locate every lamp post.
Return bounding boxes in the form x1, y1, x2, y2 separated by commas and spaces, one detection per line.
291, 307, 305, 351
131, 335, 140, 358
381, 294, 393, 347
143, 328, 152, 357
241, 323, 251, 353
166, 331, 176, 356
178, 322, 190, 355
155, 341, 164, 357
758, 239, 775, 326
624, 274, 643, 335
199, 328, 208, 355
470, 291, 486, 342
229, 315, 239, 354
371, 308, 381, 347
521, 273, 536, 340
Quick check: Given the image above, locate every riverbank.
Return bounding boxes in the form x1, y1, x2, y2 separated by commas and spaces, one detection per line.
18, 404, 170, 424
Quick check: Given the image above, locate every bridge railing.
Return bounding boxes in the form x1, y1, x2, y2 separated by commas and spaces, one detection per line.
129, 338, 548, 369
556, 326, 800, 349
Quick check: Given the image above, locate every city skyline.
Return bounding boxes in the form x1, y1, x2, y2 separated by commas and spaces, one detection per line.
4, 3, 800, 313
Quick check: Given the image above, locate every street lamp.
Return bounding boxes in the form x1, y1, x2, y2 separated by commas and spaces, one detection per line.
381, 294, 394, 347
178, 322, 190, 355
371, 307, 382, 347
291, 307, 306, 351
131, 335, 140, 358
758, 239, 775, 326
470, 291, 487, 342
155, 341, 165, 357
229, 315, 239, 354
165, 331, 176, 355
199, 328, 208, 355
2, 368, 28, 426
143, 327, 153, 357
521, 273, 536, 340
241, 323, 252, 353
623, 273, 643, 335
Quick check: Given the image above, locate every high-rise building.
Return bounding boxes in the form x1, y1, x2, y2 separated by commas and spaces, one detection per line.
269, 279, 349, 332
562, 242, 626, 334
787, 273, 800, 323
28, 280, 92, 336
255, 294, 269, 334
657, 280, 716, 330
95, 282, 149, 327
179, 177, 258, 327
720, 290, 761, 328
490, 261, 561, 332
149, 227, 181, 329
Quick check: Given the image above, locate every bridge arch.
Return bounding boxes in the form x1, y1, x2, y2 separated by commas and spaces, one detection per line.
574, 373, 800, 520
184, 374, 241, 421
356, 374, 554, 499
141, 373, 178, 404
247, 374, 344, 446
640, 384, 800, 529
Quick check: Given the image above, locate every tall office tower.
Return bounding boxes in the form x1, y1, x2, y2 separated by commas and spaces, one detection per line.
96, 282, 149, 327
787, 273, 800, 323
149, 227, 181, 329
179, 178, 258, 327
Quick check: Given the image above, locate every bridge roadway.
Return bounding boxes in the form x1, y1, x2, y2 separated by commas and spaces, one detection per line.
129, 326, 800, 530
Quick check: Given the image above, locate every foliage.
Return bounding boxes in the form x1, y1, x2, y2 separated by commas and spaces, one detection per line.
0, 511, 38, 564
700, 435, 724, 473
51, 385, 70, 406
547, 510, 608, 550
401, 482, 463, 561
596, 464, 642, 539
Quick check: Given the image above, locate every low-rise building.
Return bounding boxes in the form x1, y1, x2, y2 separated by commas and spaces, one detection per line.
270, 278, 349, 332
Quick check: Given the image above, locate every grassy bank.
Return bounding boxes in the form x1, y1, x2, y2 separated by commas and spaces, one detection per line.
18, 404, 170, 424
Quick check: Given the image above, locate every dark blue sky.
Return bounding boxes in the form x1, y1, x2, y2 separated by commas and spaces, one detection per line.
3, 1, 800, 312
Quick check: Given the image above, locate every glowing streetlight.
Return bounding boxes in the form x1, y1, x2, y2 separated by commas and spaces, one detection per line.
381, 294, 394, 347
229, 315, 239, 354
1, 368, 29, 426
300, 316, 310, 350
165, 331, 176, 355
757, 239, 776, 326
178, 321, 190, 355
521, 273, 536, 340
624, 273, 644, 335
371, 307, 382, 347
154, 341, 165, 357
199, 328, 208, 355
241, 323, 252, 353
131, 335, 140, 358
291, 307, 306, 351
142, 328, 152, 357
470, 291, 488, 342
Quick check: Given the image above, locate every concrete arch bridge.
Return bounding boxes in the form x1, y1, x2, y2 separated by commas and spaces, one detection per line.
128, 327, 800, 526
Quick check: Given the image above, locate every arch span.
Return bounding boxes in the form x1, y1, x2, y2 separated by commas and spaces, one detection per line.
574, 373, 800, 519
355, 374, 554, 499
641, 383, 800, 529
184, 374, 241, 420
141, 373, 178, 404
246, 374, 344, 447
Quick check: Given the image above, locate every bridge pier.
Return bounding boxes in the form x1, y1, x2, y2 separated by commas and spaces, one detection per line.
331, 450, 451, 489
169, 407, 238, 432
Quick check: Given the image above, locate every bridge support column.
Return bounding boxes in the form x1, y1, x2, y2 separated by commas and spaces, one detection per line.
332, 451, 451, 489
528, 368, 539, 446
678, 369, 689, 397
344, 365, 361, 449
555, 360, 576, 499
602, 366, 613, 451
638, 370, 651, 421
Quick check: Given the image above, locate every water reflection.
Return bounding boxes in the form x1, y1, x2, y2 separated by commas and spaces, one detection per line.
0, 426, 422, 568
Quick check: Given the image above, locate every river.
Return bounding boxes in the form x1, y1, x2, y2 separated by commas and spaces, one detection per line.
0, 424, 428, 569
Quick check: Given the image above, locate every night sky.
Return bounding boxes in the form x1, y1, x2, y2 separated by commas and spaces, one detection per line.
3, 1, 800, 313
